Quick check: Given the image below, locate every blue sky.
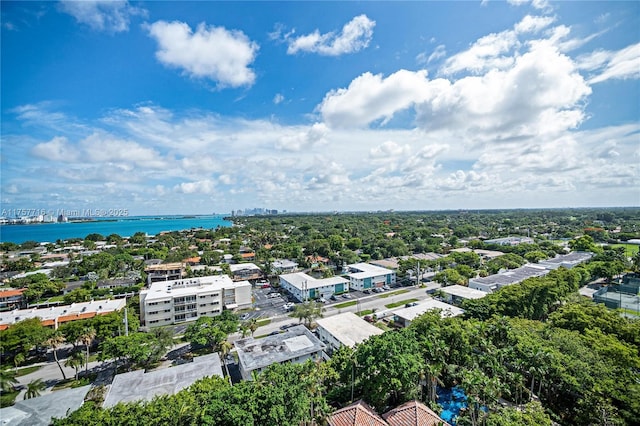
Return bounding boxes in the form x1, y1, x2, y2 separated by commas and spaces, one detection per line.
1, 0, 639, 216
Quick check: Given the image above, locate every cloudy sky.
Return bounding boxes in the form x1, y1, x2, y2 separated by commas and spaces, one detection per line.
1, 1, 638, 215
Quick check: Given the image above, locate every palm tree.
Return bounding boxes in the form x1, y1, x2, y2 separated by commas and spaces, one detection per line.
65, 350, 84, 381
24, 378, 45, 400
0, 369, 18, 393
247, 318, 258, 337
45, 332, 67, 380
220, 340, 233, 385
13, 353, 25, 372
79, 327, 96, 377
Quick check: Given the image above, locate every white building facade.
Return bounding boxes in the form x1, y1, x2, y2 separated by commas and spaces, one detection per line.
345, 263, 396, 291
139, 275, 251, 328
279, 272, 349, 302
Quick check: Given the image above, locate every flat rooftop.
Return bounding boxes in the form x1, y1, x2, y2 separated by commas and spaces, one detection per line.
540, 251, 593, 265
316, 312, 383, 348
347, 263, 394, 279
103, 353, 223, 408
439, 285, 488, 300
235, 325, 325, 372
0, 385, 90, 426
470, 265, 548, 287
0, 299, 125, 328
144, 262, 184, 271
393, 299, 464, 321
280, 272, 349, 290
229, 263, 261, 272
141, 275, 250, 302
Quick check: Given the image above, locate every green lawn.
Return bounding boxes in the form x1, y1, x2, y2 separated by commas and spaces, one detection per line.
377, 289, 409, 299
15, 365, 41, 377
609, 243, 639, 257
356, 309, 374, 316
385, 298, 419, 309
334, 301, 357, 309
256, 319, 271, 327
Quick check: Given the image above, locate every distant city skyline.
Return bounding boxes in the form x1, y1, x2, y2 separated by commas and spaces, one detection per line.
2, 1, 639, 215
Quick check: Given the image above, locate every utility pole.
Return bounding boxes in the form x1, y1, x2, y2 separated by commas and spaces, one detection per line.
123, 296, 129, 336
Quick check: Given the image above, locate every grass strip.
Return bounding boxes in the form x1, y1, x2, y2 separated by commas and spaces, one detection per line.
377, 289, 409, 299
385, 298, 419, 309
334, 301, 357, 309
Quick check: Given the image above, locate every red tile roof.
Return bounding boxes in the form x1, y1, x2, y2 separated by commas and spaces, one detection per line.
0, 288, 26, 298
328, 400, 388, 426
382, 400, 450, 426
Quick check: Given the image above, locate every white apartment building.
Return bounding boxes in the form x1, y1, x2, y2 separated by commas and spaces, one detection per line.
345, 263, 396, 291
316, 312, 383, 354
139, 275, 251, 328
280, 272, 349, 302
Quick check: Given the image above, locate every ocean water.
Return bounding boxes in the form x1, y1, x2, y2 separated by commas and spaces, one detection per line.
0, 215, 232, 244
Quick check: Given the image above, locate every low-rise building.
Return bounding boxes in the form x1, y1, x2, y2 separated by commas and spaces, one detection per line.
438, 285, 487, 305
279, 272, 349, 302
235, 325, 325, 380
139, 275, 251, 328
537, 251, 593, 270
392, 299, 463, 327
0, 288, 26, 311
103, 353, 223, 408
0, 299, 126, 330
229, 263, 263, 281
345, 263, 396, 291
144, 262, 185, 285
316, 312, 383, 354
272, 259, 299, 274
468, 265, 549, 293
328, 400, 450, 426
483, 236, 534, 246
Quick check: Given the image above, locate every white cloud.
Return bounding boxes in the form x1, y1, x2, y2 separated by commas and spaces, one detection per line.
318, 69, 431, 128
582, 43, 640, 84
31, 136, 79, 162
515, 15, 555, 34
174, 179, 217, 194
369, 141, 411, 158
441, 29, 518, 75
59, 0, 146, 33
147, 20, 259, 88
417, 45, 447, 65
273, 93, 285, 104
285, 15, 375, 56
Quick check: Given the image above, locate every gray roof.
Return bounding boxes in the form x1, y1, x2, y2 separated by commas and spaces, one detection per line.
539, 251, 593, 265
235, 325, 325, 372
471, 265, 549, 287
102, 353, 223, 408
0, 385, 90, 426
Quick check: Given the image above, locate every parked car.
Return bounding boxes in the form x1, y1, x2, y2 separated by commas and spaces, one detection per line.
383, 285, 390, 290
363, 315, 374, 323
363, 289, 371, 294
240, 313, 250, 320
330, 295, 337, 301
342, 293, 351, 299
319, 297, 327, 303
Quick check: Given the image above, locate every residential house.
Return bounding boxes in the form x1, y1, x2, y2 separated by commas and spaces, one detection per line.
272, 259, 299, 274
328, 400, 450, 426
235, 325, 325, 380
229, 263, 263, 281
144, 262, 185, 285
392, 299, 464, 327
0, 288, 26, 311
438, 285, 487, 305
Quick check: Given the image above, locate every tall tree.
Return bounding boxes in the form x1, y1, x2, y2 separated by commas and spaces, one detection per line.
65, 350, 84, 381
79, 327, 96, 376
44, 332, 67, 380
